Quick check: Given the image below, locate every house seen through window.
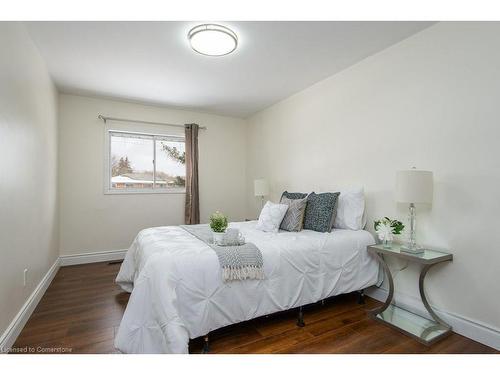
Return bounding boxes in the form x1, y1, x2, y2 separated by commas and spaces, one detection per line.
109, 131, 186, 192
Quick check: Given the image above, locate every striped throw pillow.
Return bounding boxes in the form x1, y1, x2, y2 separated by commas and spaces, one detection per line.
279, 196, 307, 232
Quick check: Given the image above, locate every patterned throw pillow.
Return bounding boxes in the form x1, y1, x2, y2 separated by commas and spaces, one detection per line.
281, 191, 308, 200
279, 196, 307, 232
256, 201, 289, 233
303, 192, 341, 233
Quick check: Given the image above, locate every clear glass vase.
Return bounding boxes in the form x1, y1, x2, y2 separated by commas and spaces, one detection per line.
383, 238, 393, 249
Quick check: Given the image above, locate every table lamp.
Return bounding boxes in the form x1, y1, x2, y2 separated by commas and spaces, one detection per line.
254, 179, 269, 209
396, 168, 433, 254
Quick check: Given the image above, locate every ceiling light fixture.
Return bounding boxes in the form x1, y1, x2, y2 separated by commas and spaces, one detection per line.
188, 24, 238, 56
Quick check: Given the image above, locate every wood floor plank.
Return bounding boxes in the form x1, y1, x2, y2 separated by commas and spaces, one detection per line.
275, 324, 360, 354
10, 261, 498, 354
223, 327, 315, 354
14, 327, 69, 348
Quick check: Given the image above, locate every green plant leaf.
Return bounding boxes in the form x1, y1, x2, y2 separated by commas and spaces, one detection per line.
209, 211, 228, 232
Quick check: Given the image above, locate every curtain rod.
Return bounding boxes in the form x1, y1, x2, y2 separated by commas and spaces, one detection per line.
97, 115, 207, 130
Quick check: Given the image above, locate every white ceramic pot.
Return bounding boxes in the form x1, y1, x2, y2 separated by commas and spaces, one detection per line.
213, 231, 225, 245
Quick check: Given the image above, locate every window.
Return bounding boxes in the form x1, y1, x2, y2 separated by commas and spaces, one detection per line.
106, 130, 186, 193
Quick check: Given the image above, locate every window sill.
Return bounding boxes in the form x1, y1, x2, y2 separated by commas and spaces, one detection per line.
104, 188, 186, 195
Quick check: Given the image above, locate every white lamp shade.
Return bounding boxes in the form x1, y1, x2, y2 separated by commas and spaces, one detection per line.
396, 170, 433, 204
254, 179, 269, 197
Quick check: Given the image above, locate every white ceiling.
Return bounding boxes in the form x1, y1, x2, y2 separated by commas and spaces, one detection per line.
26, 21, 434, 118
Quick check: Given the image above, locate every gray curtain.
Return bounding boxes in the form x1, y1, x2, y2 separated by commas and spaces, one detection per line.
185, 123, 200, 224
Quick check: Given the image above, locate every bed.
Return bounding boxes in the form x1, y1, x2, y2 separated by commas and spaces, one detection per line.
114, 220, 378, 353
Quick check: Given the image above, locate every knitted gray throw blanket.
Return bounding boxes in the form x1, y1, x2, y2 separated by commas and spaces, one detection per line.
181, 224, 264, 282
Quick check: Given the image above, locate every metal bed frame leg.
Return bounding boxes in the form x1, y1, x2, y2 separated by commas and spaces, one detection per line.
296, 306, 305, 327
201, 334, 210, 353
357, 289, 365, 305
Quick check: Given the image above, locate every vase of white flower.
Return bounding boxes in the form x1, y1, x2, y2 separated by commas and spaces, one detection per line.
374, 217, 404, 249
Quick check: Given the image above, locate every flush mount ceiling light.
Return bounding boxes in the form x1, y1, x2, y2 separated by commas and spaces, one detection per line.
188, 24, 238, 56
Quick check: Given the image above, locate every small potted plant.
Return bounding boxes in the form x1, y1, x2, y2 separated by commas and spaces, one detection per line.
374, 217, 404, 248
210, 211, 228, 245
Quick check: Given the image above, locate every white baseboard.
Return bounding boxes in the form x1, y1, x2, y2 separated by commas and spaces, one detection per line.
60, 249, 127, 266
366, 286, 500, 351
0, 258, 61, 353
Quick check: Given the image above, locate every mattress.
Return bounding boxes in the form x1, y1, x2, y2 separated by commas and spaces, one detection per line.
114, 221, 378, 353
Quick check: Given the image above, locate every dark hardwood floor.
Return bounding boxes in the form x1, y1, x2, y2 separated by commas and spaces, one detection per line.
12, 262, 497, 354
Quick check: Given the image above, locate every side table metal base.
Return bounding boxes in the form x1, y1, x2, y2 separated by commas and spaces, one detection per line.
368, 251, 452, 346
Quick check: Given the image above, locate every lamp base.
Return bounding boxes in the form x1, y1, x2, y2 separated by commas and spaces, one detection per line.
402, 202, 424, 254
401, 244, 424, 254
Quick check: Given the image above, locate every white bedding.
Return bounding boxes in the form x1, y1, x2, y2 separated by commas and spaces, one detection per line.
114, 221, 378, 353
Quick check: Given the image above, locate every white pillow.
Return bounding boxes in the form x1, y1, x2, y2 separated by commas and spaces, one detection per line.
256, 201, 289, 233
333, 187, 366, 230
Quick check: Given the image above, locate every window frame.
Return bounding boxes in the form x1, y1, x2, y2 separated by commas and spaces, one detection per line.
104, 129, 186, 195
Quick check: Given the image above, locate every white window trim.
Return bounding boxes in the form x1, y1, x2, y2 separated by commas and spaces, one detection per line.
104, 128, 186, 195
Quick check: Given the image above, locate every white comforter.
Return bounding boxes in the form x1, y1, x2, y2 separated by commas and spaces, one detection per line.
114, 221, 378, 353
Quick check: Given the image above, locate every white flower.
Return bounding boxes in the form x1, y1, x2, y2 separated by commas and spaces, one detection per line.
376, 222, 394, 242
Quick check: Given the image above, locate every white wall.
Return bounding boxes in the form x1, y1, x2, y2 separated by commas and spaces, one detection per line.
0, 24, 59, 339
58, 94, 247, 255
246, 22, 500, 333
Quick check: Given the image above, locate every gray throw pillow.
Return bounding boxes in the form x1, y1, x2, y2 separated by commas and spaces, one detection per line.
281, 191, 308, 200
303, 192, 341, 233
279, 196, 307, 232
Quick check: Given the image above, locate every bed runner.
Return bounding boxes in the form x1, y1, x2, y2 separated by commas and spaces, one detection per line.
180, 224, 264, 282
